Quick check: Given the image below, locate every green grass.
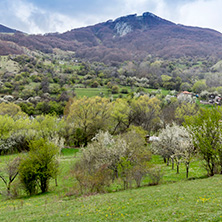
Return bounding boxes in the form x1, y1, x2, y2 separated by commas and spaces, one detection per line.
196, 99, 214, 109
75, 87, 109, 98
75, 86, 168, 99
61, 148, 79, 156
1, 152, 220, 221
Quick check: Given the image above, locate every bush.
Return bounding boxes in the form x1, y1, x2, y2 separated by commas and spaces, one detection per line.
72, 130, 151, 193
111, 85, 119, 94
121, 88, 129, 94
19, 139, 59, 195
148, 166, 163, 185
73, 161, 112, 194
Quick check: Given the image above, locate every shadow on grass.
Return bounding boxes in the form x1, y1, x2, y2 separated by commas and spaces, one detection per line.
188, 174, 209, 180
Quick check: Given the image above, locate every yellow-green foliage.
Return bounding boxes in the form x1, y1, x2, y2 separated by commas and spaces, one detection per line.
19, 138, 59, 195
175, 102, 199, 124
67, 96, 111, 142
0, 102, 21, 116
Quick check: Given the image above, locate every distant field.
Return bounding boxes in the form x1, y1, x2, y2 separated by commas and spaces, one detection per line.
1, 150, 219, 221
75, 87, 109, 98
75, 86, 169, 98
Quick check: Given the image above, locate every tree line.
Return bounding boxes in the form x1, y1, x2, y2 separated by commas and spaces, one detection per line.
1, 94, 222, 197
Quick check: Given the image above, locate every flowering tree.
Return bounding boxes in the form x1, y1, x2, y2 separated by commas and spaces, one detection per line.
73, 129, 151, 193
152, 123, 195, 177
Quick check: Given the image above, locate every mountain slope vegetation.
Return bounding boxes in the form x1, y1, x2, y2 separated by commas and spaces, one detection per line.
1, 12, 222, 63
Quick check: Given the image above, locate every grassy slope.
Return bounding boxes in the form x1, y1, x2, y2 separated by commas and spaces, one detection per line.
1, 151, 222, 221
75, 87, 169, 98
0, 175, 222, 221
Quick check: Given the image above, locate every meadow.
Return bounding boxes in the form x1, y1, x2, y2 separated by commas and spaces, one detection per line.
1, 149, 221, 221
75, 86, 169, 98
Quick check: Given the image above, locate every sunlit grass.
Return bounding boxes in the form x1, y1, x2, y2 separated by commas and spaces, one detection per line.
75, 86, 169, 98
0, 151, 220, 221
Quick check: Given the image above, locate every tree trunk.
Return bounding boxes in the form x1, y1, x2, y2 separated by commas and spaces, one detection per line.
7, 183, 11, 195
209, 162, 215, 176
186, 164, 189, 179
177, 163, 179, 174
171, 158, 174, 170
40, 178, 48, 193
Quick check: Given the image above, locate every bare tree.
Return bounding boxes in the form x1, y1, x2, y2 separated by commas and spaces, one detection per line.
0, 157, 20, 196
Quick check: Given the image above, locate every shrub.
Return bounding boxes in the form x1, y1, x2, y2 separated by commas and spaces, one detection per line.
19, 139, 59, 195
73, 161, 112, 194
73, 130, 151, 193
111, 85, 119, 94
148, 166, 163, 185
121, 88, 129, 94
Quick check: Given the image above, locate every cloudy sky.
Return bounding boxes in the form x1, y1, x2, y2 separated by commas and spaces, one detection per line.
0, 0, 221, 34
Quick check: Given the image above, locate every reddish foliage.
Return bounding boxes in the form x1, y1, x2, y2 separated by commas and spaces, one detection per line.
1, 13, 222, 63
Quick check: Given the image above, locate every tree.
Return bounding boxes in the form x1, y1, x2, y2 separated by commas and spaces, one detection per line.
120, 128, 151, 188
0, 115, 14, 140
161, 97, 179, 127
192, 80, 207, 93
180, 82, 191, 91
0, 157, 20, 196
186, 107, 222, 176
152, 123, 194, 176
131, 95, 161, 133
31, 115, 65, 149
0, 102, 21, 116
111, 98, 131, 134
175, 102, 199, 125
111, 95, 161, 135
19, 139, 59, 195
67, 96, 111, 146
73, 129, 151, 193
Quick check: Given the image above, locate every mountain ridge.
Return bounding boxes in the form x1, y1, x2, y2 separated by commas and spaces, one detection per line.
0, 24, 18, 34
1, 12, 222, 63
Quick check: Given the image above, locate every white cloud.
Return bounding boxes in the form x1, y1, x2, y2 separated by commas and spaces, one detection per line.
0, 0, 222, 34
116, 0, 164, 16
178, 0, 222, 32
6, 0, 87, 33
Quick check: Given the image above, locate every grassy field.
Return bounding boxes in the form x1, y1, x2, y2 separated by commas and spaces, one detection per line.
1, 150, 221, 221
75, 86, 169, 98
75, 87, 110, 98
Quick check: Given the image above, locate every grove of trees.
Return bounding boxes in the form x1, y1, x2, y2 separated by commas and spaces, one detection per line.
1, 88, 222, 198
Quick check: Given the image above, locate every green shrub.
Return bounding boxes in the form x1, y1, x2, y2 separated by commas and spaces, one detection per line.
120, 88, 129, 94
148, 166, 163, 185
19, 139, 59, 195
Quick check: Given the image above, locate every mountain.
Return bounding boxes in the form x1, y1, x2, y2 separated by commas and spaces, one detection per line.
1, 12, 222, 63
0, 24, 18, 33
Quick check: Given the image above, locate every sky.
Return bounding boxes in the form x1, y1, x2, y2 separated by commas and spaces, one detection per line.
0, 0, 222, 34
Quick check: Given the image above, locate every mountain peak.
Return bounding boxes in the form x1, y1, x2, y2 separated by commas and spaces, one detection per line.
142, 12, 159, 18
110, 12, 174, 36
1, 11, 222, 63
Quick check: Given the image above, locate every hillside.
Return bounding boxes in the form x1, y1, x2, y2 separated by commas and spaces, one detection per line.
1, 12, 222, 63
0, 150, 221, 221
0, 24, 17, 34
